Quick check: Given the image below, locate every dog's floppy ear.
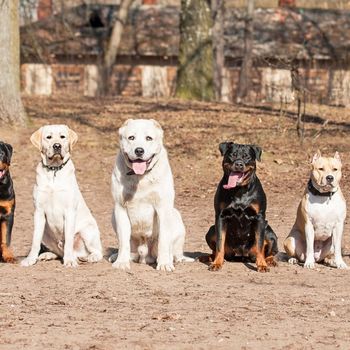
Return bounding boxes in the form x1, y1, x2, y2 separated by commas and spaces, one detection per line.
68, 128, 78, 150
312, 149, 322, 163
118, 119, 133, 138
334, 151, 341, 162
150, 119, 164, 139
3, 143, 13, 164
30, 127, 43, 150
219, 142, 233, 156
251, 145, 262, 161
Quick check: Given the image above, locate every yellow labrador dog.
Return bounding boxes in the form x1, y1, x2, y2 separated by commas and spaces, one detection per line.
284, 150, 347, 269
110, 119, 193, 272
21, 125, 103, 267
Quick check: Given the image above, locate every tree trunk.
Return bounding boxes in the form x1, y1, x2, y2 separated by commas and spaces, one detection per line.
100, 0, 133, 95
176, 0, 214, 101
236, 0, 255, 104
0, 0, 26, 124
212, 0, 225, 101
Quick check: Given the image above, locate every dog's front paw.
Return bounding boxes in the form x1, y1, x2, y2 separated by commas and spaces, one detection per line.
21, 256, 37, 267
256, 257, 270, 272
265, 256, 278, 267
304, 259, 315, 269
335, 259, 348, 269
112, 260, 130, 270
156, 263, 175, 272
257, 264, 270, 273
87, 252, 103, 263
3, 255, 16, 264
208, 262, 223, 271
325, 256, 348, 269
1, 247, 16, 263
63, 258, 79, 268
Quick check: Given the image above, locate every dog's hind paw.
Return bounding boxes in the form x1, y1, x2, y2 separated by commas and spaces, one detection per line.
288, 257, 298, 265
112, 260, 130, 270
21, 256, 37, 267
87, 252, 102, 263
156, 263, 175, 272
38, 252, 58, 261
174, 255, 194, 263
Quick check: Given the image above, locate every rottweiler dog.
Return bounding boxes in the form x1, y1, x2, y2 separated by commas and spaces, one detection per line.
0, 142, 15, 263
204, 142, 278, 272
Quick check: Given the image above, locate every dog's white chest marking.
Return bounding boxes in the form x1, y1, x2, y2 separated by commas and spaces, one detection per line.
306, 191, 345, 240
34, 168, 78, 238
123, 177, 162, 238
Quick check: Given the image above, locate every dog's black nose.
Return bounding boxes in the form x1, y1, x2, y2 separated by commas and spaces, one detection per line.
135, 147, 144, 157
326, 175, 334, 183
53, 143, 61, 152
234, 160, 244, 171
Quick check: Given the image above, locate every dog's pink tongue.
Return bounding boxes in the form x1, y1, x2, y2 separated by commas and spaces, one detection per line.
223, 172, 241, 189
132, 161, 147, 175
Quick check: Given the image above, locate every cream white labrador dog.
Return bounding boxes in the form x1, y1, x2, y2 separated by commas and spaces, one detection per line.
21, 125, 103, 267
284, 151, 347, 269
110, 119, 193, 271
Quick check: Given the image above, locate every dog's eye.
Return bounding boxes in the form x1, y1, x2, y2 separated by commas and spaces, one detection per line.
60, 135, 66, 139
46, 135, 52, 139
146, 136, 153, 141
128, 136, 135, 140
318, 167, 324, 171
333, 168, 338, 171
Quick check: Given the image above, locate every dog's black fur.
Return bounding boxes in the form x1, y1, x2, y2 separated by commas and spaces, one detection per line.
204, 142, 278, 272
0, 142, 16, 263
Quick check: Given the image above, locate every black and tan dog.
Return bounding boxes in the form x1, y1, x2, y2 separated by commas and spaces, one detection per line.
0, 142, 15, 263
203, 142, 278, 272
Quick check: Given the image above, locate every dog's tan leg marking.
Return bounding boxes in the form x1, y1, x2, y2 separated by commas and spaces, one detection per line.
250, 241, 269, 273
209, 224, 226, 271
1, 221, 15, 263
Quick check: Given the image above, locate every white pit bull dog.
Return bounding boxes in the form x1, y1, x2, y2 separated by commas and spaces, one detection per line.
284, 150, 347, 269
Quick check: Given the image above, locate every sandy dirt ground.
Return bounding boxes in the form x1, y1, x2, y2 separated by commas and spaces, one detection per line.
1, 97, 350, 350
